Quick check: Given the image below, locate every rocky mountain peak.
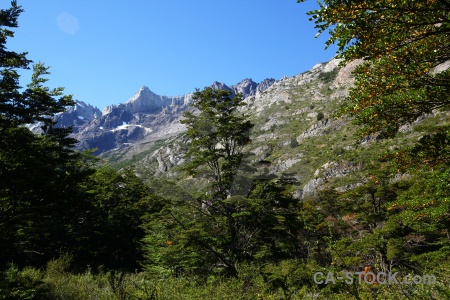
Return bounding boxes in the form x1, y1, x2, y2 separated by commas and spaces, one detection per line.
54, 76, 277, 154
127, 86, 155, 104
124, 86, 178, 114
211, 81, 230, 91
72, 101, 101, 121
47, 100, 102, 133
232, 78, 257, 97
208, 78, 275, 99
256, 78, 276, 93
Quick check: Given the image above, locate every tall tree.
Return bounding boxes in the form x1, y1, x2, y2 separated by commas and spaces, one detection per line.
181, 87, 254, 200
298, 1, 450, 288
143, 178, 302, 278
0, 1, 94, 268
144, 88, 254, 277
143, 89, 304, 278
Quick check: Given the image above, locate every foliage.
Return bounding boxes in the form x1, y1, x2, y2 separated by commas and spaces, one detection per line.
386, 167, 450, 264
316, 111, 325, 121
0, 264, 48, 300
145, 88, 256, 277
0, 1, 97, 268
181, 87, 254, 199
3, 255, 450, 299
293, 3, 450, 296
3, 1, 450, 299
143, 178, 303, 279
0, 2, 161, 274
318, 67, 338, 83
77, 166, 164, 271
386, 125, 450, 168
300, 0, 450, 138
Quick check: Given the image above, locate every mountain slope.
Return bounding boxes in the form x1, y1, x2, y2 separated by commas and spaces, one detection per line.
99, 58, 450, 199
60, 78, 275, 154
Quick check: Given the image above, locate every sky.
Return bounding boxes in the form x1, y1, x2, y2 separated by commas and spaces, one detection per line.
4, 1, 337, 110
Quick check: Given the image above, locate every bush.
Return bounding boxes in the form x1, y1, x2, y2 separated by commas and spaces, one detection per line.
0, 264, 48, 300
290, 138, 299, 148
317, 112, 325, 121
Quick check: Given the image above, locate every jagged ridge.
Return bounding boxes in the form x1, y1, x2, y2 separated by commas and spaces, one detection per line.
55, 78, 276, 154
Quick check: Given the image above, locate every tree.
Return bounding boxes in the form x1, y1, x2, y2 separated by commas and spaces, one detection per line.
80, 167, 164, 271
299, 0, 450, 138
145, 88, 267, 277
181, 87, 254, 200
0, 1, 95, 268
147, 88, 254, 277
142, 89, 306, 278
142, 178, 303, 278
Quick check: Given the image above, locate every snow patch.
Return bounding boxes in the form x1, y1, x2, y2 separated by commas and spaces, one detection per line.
110, 122, 152, 134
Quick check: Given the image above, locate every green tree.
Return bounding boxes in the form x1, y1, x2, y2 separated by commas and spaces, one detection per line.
143, 90, 306, 278
181, 87, 254, 199
80, 167, 164, 271
0, 1, 95, 268
143, 88, 254, 277
300, 0, 450, 138
181, 88, 254, 276
143, 178, 303, 278
298, 4, 450, 283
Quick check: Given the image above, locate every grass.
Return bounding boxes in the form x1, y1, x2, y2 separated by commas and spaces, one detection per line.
3, 255, 449, 299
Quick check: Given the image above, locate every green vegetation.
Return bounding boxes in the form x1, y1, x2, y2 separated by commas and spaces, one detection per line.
0, 0, 160, 275
316, 111, 324, 121
304, 0, 450, 139
181, 88, 254, 200
0, 1, 95, 269
318, 67, 339, 83
2, 1, 450, 299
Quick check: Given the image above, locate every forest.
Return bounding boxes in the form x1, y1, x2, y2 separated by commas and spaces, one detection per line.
1, 0, 450, 299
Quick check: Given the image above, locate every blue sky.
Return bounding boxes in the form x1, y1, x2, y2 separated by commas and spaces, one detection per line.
5, 1, 337, 110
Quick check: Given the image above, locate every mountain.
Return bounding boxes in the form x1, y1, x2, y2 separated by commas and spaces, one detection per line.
54, 101, 102, 132
59, 78, 276, 154
26, 101, 102, 134
97, 57, 448, 199
49, 57, 448, 199
210, 78, 276, 98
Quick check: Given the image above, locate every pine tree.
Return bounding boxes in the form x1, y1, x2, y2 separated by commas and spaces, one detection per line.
0, 1, 95, 267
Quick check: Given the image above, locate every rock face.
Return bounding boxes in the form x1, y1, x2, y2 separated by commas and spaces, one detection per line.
102, 86, 188, 115
53, 78, 275, 154
46, 57, 389, 199
96, 57, 357, 193
47, 57, 437, 199
80, 57, 450, 200
53, 101, 101, 133
232, 78, 276, 98
209, 78, 276, 99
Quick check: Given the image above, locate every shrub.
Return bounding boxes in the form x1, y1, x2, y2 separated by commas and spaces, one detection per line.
0, 264, 48, 300
290, 138, 299, 148
317, 112, 325, 121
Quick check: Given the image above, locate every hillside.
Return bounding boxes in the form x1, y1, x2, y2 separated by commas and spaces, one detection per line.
95, 58, 449, 199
